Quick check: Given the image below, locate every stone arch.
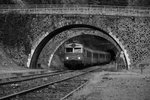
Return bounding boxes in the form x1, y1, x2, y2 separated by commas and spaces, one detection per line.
27, 24, 130, 69
46, 29, 121, 67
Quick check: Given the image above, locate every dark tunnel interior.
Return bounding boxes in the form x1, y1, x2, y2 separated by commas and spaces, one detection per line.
50, 34, 119, 70
31, 24, 124, 69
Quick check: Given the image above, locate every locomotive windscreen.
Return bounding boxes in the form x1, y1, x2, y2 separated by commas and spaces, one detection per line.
65, 43, 83, 53
66, 48, 73, 53
74, 48, 82, 53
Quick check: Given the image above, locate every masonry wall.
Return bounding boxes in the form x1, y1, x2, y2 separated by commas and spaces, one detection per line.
34, 15, 150, 68
112, 17, 150, 67
0, 13, 150, 68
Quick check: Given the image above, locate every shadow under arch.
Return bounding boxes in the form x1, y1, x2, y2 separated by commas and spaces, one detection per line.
29, 24, 128, 69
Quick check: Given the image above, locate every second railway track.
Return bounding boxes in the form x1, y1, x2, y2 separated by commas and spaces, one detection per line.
0, 70, 73, 85
0, 66, 108, 100
0, 70, 73, 99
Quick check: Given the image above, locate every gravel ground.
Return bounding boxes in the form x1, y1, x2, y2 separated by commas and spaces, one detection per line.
0, 71, 82, 97
69, 68, 150, 100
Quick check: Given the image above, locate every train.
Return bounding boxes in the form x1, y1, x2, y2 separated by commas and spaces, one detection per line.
63, 42, 111, 69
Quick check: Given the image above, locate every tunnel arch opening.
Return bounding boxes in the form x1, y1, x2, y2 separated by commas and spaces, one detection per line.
46, 33, 118, 69
106, 49, 117, 61
50, 34, 119, 70
28, 24, 129, 69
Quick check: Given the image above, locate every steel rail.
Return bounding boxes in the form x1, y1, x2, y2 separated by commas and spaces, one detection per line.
0, 67, 102, 100
1, 70, 55, 79
60, 81, 89, 100
0, 70, 73, 85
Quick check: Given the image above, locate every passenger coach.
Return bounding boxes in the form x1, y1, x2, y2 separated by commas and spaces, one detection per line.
64, 42, 111, 69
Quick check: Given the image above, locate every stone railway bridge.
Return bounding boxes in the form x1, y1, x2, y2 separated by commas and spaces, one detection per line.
1, 5, 150, 69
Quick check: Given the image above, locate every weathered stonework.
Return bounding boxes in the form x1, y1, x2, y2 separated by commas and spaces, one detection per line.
27, 15, 127, 68
37, 29, 121, 68
27, 13, 150, 69
112, 17, 150, 67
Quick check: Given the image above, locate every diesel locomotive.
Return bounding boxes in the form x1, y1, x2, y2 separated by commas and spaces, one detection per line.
64, 42, 111, 69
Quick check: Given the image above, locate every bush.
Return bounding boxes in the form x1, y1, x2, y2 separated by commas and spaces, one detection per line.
0, 12, 33, 55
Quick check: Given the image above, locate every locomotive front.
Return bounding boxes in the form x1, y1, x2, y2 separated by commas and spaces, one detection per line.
64, 43, 84, 69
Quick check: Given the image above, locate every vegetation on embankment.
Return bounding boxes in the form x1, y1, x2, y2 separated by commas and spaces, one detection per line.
1, 0, 150, 6
0, 12, 65, 69
0, 12, 34, 67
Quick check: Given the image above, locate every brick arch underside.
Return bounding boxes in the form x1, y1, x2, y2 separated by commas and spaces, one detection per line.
40, 29, 121, 67
28, 24, 129, 69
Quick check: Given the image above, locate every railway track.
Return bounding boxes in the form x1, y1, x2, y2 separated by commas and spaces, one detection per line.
60, 80, 89, 100
0, 66, 103, 100
0, 70, 73, 99
0, 70, 72, 85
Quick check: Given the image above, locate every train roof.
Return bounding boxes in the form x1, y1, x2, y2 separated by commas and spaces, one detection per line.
84, 47, 109, 54
65, 42, 109, 54
65, 43, 83, 48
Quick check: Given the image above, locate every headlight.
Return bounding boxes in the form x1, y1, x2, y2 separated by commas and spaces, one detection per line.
66, 57, 69, 60
78, 57, 81, 59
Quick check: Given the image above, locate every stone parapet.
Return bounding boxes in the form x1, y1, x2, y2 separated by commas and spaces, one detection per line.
0, 5, 150, 17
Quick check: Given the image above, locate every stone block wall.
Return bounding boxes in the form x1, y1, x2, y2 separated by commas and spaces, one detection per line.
112, 17, 150, 67
1, 13, 150, 69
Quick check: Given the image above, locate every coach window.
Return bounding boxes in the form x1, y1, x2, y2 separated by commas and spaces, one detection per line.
101, 54, 104, 58
99, 54, 102, 58
74, 48, 82, 53
66, 48, 73, 53
93, 53, 98, 59
99, 54, 101, 58
87, 51, 91, 57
